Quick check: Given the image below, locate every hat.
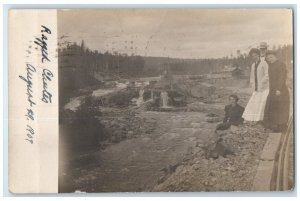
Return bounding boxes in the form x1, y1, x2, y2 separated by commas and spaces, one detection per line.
249, 48, 260, 56
259, 42, 268, 49
229, 94, 239, 102
265, 50, 277, 57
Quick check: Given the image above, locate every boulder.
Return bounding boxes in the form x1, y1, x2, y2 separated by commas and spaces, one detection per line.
190, 83, 216, 98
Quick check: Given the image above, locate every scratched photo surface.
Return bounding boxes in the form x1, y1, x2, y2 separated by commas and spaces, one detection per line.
58, 9, 294, 192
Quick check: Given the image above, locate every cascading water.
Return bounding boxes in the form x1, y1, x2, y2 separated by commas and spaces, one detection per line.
136, 89, 144, 107
161, 91, 170, 108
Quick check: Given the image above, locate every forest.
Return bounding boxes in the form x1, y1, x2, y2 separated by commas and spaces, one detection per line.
58, 40, 293, 105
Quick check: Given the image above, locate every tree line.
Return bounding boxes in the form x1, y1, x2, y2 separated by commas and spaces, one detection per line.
58, 40, 293, 105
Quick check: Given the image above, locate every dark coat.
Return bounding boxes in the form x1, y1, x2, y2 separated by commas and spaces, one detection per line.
216, 104, 244, 131
223, 104, 244, 125
264, 60, 290, 127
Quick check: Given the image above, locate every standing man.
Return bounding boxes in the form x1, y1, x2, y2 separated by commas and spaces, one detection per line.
259, 42, 268, 61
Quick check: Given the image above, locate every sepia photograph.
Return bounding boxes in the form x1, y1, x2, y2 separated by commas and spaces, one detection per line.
57, 8, 294, 193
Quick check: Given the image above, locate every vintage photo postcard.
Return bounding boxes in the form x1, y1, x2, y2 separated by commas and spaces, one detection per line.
8, 8, 294, 193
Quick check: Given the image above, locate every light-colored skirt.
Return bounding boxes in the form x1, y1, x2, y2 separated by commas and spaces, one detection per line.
242, 90, 269, 122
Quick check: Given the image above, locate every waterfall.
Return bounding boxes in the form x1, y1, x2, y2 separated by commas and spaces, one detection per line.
161, 91, 169, 108
151, 90, 154, 101
136, 89, 144, 107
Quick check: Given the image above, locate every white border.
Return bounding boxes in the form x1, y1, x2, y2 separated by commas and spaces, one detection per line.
1, 0, 299, 200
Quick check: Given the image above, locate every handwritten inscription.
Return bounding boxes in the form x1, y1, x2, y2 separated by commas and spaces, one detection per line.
34, 25, 51, 63
19, 64, 36, 108
26, 108, 34, 121
41, 69, 53, 103
21, 25, 53, 144
19, 63, 36, 143
25, 124, 34, 144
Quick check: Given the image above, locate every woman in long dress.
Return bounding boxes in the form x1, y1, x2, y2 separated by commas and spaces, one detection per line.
242, 48, 269, 122
263, 50, 290, 132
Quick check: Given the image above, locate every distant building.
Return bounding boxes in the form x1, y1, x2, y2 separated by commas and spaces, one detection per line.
206, 65, 243, 79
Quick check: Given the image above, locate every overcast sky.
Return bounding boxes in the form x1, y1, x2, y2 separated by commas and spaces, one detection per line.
58, 9, 293, 59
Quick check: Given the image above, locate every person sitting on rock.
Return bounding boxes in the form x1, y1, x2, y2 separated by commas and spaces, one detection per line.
216, 94, 244, 131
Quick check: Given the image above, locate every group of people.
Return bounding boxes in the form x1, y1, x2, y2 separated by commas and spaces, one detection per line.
216, 42, 290, 133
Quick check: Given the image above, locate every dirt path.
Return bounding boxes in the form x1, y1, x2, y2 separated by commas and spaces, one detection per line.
59, 110, 218, 192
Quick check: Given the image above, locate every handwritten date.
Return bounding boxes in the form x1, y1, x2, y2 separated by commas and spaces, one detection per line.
19, 63, 36, 108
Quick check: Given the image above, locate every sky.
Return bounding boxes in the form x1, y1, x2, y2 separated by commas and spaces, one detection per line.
58, 9, 293, 59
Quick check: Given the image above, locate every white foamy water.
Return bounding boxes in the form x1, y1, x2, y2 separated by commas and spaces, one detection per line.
63, 96, 85, 111
64, 81, 129, 111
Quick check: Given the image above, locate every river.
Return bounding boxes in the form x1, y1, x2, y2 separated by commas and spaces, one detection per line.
63, 77, 161, 111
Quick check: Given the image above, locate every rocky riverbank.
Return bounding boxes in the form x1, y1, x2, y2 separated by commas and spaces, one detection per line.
59, 77, 270, 192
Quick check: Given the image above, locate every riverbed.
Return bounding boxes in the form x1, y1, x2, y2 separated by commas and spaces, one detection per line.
59, 77, 267, 192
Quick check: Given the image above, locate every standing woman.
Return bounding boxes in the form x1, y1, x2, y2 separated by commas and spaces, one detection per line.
264, 50, 290, 132
242, 48, 269, 122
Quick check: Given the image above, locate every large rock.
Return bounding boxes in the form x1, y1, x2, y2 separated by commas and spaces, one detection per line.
204, 138, 234, 159
190, 83, 216, 98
